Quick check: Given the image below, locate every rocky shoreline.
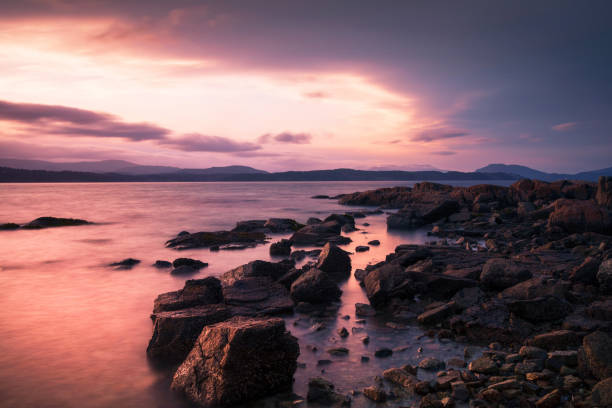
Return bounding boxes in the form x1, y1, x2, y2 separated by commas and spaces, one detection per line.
147, 176, 612, 407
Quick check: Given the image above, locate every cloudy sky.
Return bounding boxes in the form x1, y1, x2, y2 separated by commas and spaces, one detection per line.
1, 0, 610, 172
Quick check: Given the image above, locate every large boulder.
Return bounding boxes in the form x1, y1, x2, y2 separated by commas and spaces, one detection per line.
578, 331, 612, 380
290, 269, 342, 304
315, 243, 351, 281
507, 296, 572, 323
589, 377, 612, 407
363, 264, 411, 308
147, 304, 233, 364
153, 277, 223, 313
597, 259, 612, 294
222, 260, 295, 285
547, 199, 612, 234
171, 317, 299, 407
596, 176, 612, 208
480, 259, 532, 291
500, 277, 568, 300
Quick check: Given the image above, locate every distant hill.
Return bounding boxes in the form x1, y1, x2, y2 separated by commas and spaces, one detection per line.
476, 163, 612, 182
0, 158, 267, 176
0, 166, 516, 183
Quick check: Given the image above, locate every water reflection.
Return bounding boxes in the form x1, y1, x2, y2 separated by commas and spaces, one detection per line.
0, 181, 499, 408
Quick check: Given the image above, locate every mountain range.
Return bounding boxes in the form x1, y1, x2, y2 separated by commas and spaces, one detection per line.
0, 158, 610, 182
476, 163, 612, 182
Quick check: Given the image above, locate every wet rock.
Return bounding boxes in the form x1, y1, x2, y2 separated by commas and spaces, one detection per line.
166, 230, 267, 250
535, 389, 561, 408
21, 216, 90, 229
312, 195, 330, 199
363, 264, 410, 308
548, 198, 612, 234
589, 377, 612, 406
0, 223, 19, 230
354, 269, 368, 282
518, 346, 547, 360
327, 347, 349, 356
507, 296, 572, 322
147, 304, 232, 364
418, 357, 445, 370
223, 277, 294, 316
316, 243, 352, 281
383, 367, 418, 389
290, 221, 351, 246
263, 218, 303, 233
355, 303, 376, 317
578, 331, 612, 380
500, 276, 568, 300
451, 287, 484, 309
270, 239, 292, 256
368, 240, 380, 246
109, 258, 140, 270
528, 330, 582, 350
468, 356, 498, 374
374, 348, 393, 358
480, 258, 532, 290
172, 258, 208, 269
355, 246, 369, 252
290, 269, 342, 304
170, 265, 197, 275
363, 385, 386, 402
569, 257, 600, 285
171, 317, 299, 407
406, 271, 478, 301
338, 327, 349, 338
307, 377, 350, 406
418, 301, 461, 325
546, 350, 578, 371
153, 277, 223, 313
153, 260, 172, 268
597, 259, 612, 294
222, 259, 295, 285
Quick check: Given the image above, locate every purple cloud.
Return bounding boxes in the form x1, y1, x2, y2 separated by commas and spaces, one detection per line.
552, 122, 577, 132
259, 132, 312, 144
0, 99, 169, 141
160, 133, 261, 152
411, 129, 469, 143
431, 150, 456, 155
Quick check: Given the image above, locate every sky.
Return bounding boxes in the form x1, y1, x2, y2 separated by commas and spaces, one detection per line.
0, 0, 611, 173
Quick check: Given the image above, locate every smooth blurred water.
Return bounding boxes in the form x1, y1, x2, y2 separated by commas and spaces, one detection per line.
0, 181, 506, 408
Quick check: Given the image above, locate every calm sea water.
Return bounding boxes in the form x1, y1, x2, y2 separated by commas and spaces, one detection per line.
0, 181, 510, 408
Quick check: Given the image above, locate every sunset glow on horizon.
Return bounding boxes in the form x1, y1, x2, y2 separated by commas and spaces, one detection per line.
1, 1, 611, 172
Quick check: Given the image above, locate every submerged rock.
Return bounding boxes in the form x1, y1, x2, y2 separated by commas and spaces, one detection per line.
153, 260, 172, 268
171, 317, 299, 407
0, 223, 20, 230
166, 230, 266, 250
108, 258, 140, 270
307, 377, 351, 406
21, 216, 91, 229
172, 258, 208, 269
